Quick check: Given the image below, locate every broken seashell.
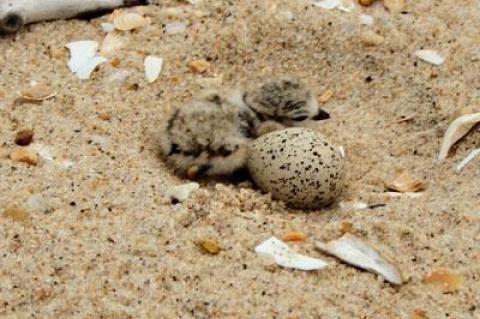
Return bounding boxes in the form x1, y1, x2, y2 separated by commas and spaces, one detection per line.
100, 22, 115, 33
66, 40, 106, 80
66, 40, 99, 73
423, 270, 463, 293
415, 50, 444, 65
313, 0, 354, 11
438, 112, 480, 161
189, 59, 210, 73
282, 231, 306, 242
75, 56, 107, 80
455, 148, 480, 173
256, 237, 328, 271
100, 33, 126, 56
17, 83, 56, 102
385, 170, 425, 193
315, 233, 403, 284
113, 12, 148, 31
144, 56, 163, 83
166, 182, 199, 203
166, 21, 186, 34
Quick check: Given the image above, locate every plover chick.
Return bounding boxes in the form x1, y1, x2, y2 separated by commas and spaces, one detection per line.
243, 77, 330, 134
159, 89, 258, 178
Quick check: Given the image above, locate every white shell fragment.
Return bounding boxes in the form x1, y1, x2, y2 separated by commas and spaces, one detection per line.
255, 237, 328, 271
66, 40, 106, 80
316, 234, 403, 285
101, 22, 115, 33
166, 182, 199, 203
75, 56, 107, 80
415, 50, 444, 65
144, 56, 163, 83
66, 40, 98, 73
438, 113, 480, 161
359, 14, 374, 25
313, 0, 354, 12
455, 149, 480, 173
166, 22, 186, 34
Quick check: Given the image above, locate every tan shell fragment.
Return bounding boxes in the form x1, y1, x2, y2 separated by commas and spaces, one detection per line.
189, 59, 210, 73
113, 13, 148, 31
360, 30, 385, 46
10, 148, 38, 165
423, 270, 463, 293
3, 207, 30, 223
438, 112, 480, 161
385, 170, 425, 193
18, 83, 56, 102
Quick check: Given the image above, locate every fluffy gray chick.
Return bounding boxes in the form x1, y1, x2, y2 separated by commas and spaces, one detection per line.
243, 77, 329, 134
159, 90, 258, 178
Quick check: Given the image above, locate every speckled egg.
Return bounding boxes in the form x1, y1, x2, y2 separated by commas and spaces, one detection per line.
247, 128, 345, 209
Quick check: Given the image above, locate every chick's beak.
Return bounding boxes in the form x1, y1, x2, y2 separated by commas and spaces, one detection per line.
312, 109, 330, 121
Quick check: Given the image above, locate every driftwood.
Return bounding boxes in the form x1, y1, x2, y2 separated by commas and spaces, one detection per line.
0, 0, 150, 33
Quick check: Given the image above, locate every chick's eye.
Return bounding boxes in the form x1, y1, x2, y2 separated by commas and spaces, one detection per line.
292, 115, 308, 121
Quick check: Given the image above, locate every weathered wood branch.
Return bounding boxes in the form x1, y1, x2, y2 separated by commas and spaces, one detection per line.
0, 0, 150, 33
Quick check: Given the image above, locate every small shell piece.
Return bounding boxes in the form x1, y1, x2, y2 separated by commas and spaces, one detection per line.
415, 50, 444, 65
315, 233, 403, 285
455, 148, 480, 173
66, 40, 106, 80
144, 56, 163, 83
17, 83, 56, 102
166, 22, 186, 34
165, 182, 199, 203
282, 231, 306, 242
438, 113, 480, 161
10, 148, 38, 165
255, 236, 328, 271
66, 40, 99, 73
113, 13, 148, 31
385, 170, 425, 193
198, 239, 222, 254
423, 270, 463, 293
76, 56, 108, 80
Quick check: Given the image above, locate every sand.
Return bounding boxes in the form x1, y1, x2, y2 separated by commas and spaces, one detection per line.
0, 0, 479, 318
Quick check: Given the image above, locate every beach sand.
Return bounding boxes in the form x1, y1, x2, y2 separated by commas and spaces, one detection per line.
0, 0, 479, 317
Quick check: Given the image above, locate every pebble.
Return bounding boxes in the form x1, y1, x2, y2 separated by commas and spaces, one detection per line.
3, 207, 30, 223
15, 129, 34, 146
189, 59, 210, 73
10, 148, 38, 165
247, 128, 345, 209
360, 30, 385, 46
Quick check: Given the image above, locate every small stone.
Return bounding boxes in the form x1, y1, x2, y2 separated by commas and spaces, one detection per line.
189, 59, 210, 73
98, 113, 112, 121
14, 129, 34, 146
385, 170, 425, 193
339, 221, 353, 234
198, 239, 222, 254
282, 231, 306, 242
383, 0, 404, 12
411, 310, 428, 319
10, 148, 38, 165
3, 207, 30, 223
360, 30, 385, 46
358, 0, 377, 6
48, 47, 67, 59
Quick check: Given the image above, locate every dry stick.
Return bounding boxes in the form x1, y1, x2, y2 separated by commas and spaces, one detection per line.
0, 0, 150, 33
